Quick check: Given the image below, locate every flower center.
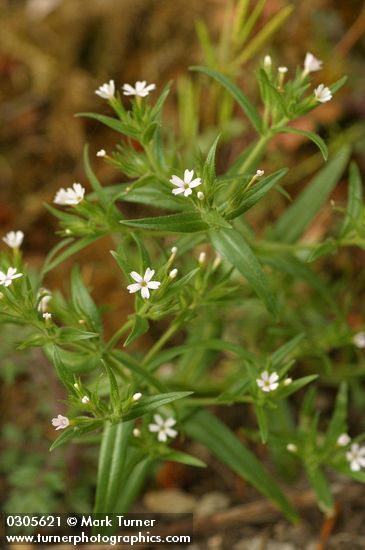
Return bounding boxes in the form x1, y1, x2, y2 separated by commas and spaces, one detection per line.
184, 183, 190, 189
141, 281, 147, 287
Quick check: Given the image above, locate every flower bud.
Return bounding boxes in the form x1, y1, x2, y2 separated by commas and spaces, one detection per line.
169, 268, 178, 279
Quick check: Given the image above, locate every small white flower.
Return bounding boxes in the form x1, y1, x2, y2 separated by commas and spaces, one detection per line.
132, 392, 142, 401
133, 428, 141, 437
37, 288, 52, 312
278, 66, 288, 74
346, 443, 365, 471
353, 332, 365, 349
287, 443, 298, 453
169, 268, 178, 279
198, 252, 206, 264
51, 414, 69, 431
170, 169, 202, 197
264, 55, 272, 68
122, 81, 156, 98
314, 84, 332, 103
3, 231, 24, 249
171, 246, 178, 255
256, 169, 264, 177
95, 80, 115, 100
127, 268, 161, 300
284, 377, 292, 386
43, 312, 52, 320
304, 52, 322, 74
81, 396, 90, 404
197, 191, 205, 200
54, 183, 85, 206
0, 267, 23, 287
97, 149, 106, 157
337, 433, 351, 447
149, 414, 177, 443
256, 371, 279, 392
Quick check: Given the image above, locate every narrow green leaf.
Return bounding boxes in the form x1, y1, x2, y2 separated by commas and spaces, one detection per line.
42, 235, 103, 274
203, 134, 220, 187
254, 404, 269, 443
274, 127, 328, 160
306, 467, 334, 516
210, 227, 277, 316
161, 450, 206, 468
191, 66, 263, 134
227, 168, 288, 219
322, 383, 348, 453
76, 113, 140, 140
270, 147, 350, 243
71, 266, 102, 332
120, 212, 209, 233
121, 391, 192, 422
124, 315, 149, 347
340, 162, 363, 237
184, 410, 298, 522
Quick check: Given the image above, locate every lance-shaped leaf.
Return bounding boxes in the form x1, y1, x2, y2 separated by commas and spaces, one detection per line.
120, 212, 209, 233
269, 146, 350, 243
273, 128, 328, 160
340, 162, 363, 238
121, 391, 192, 422
190, 66, 263, 134
226, 168, 288, 219
76, 113, 140, 140
210, 227, 277, 317
184, 410, 298, 522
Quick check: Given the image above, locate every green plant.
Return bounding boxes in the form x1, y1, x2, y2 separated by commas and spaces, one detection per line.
2, 3, 365, 526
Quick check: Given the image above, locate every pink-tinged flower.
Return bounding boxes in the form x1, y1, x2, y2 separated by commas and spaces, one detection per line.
51, 414, 69, 430
256, 371, 279, 392
170, 169, 202, 197
346, 443, 365, 471
54, 183, 85, 206
95, 80, 115, 100
0, 267, 23, 287
127, 268, 160, 299
337, 433, 351, 447
148, 414, 177, 442
2, 231, 24, 249
122, 81, 156, 98
314, 84, 332, 103
304, 52, 322, 74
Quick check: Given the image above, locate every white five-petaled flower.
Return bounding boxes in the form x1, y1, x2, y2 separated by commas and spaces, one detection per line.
54, 183, 85, 206
304, 52, 322, 74
43, 312, 52, 320
95, 80, 115, 100
97, 149, 106, 157
122, 81, 156, 98
337, 433, 351, 447
346, 443, 365, 472
353, 332, 365, 349
3, 231, 24, 249
51, 414, 70, 430
170, 169, 202, 197
314, 84, 332, 103
148, 414, 177, 443
127, 268, 160, 299
256, 371, 279, 392
0, 267, 23, 287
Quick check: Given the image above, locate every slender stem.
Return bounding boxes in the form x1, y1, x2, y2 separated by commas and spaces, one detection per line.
237, 133, 271, 176
142, 317, 184, 368
105, 319, 134, 351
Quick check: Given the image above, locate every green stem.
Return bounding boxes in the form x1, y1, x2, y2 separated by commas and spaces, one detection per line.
105, 319, 134, 351
237, 133, 271, 176
142, 317, 184, 368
